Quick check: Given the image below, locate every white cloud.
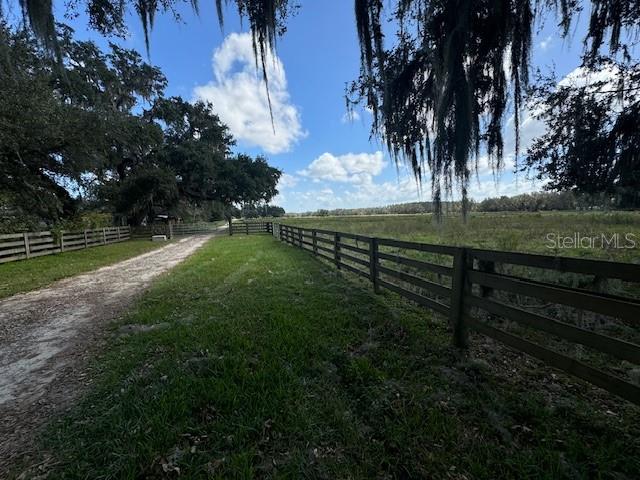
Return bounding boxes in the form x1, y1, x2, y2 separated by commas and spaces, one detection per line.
341, 110, 361, 123
280, 169, 549, 213
558, 64, 619, 91
467, 174, 545, 200
283, 175, 422, 212
538, 35, 553, 51
193, 33, 306, 154
277, 173, 298, 190
298, 151, 387, 184
270, 173, 298, 206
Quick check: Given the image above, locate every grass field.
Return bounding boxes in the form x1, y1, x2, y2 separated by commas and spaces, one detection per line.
0, 240, 165, 299
20, 235, 639, 479
281, 211, 640, 262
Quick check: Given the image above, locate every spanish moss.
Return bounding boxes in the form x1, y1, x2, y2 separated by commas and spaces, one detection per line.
350, 0, 639, 219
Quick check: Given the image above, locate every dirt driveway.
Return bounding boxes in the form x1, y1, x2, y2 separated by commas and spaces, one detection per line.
0, 235, 212, 472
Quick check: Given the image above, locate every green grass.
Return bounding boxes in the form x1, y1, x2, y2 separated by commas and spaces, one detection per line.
282, 211, 640, 262
21, 235, 639, 479
0, 240, 165, 299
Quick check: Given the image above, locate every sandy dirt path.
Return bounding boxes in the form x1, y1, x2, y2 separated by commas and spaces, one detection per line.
0, 235, 213, 472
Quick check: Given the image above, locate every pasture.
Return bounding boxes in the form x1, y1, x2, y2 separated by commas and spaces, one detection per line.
16, 235, 640, 479
282, 211, 640, 262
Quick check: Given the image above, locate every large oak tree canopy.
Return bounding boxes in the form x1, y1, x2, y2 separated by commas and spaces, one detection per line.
6, 0, 640, 217
0, 22, 282, 229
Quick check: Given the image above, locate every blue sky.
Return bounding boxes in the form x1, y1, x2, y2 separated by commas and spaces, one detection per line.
52, 0, 594, 212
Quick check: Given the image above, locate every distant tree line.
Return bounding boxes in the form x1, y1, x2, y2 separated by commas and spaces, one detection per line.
0, 23, 283, 233
294, 191, 629, 217
478, 192, 577, 212
242, 204, 286, 219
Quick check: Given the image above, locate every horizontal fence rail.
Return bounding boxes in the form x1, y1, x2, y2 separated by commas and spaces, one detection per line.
131, 222, 226, 238
264, 222, 640, 406
229, 222, 273, 236
0, 227, 130, 264
172, 222, 225, 236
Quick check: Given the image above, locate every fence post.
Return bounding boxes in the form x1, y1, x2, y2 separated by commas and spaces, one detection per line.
370, 237, 380, 293
312, 230, 318, 255
102, 228, 107, 244
334, 232, 341, 270
298, 228, 302, 248
23, 232, 31, 259
60, 232, 65, 252
450, 247, 470, 349
246, 223, 249, 235
279, 224, 283, 241
117, 227, 121, 241
84, 230, 88, 248
168, 223, 173, 240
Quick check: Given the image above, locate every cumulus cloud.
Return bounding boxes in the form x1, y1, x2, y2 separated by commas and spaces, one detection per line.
298, 151, 387, 184
282, 175, 421, 212
277, 173, 298, 190
193, 33, 306, 154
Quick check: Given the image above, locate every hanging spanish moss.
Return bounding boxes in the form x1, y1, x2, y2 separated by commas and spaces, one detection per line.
350, 0, 639, 219
17, 0, 57, 53
215, 1, 295, 126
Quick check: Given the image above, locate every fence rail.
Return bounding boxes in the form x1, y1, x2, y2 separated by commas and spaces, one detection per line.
229, 222, 273, 235
254, 222, 640, 406
0, 227, 130, 264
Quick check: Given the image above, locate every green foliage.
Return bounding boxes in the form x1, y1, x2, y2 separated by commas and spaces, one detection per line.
114, 166, 180, 225
0, 25, 84, 223
0, 22, 282, 229
478, 191, 578, 212
242, 203, 285, 218
525, 58, 640, 208
0, 22, 166, 226
55, 212, 114, 232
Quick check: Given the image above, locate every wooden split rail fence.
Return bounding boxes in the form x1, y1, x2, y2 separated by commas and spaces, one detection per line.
0, 226, 130, 264
243, 222, 640, 406
229, 222, 273, 235
131, 222, 229, 238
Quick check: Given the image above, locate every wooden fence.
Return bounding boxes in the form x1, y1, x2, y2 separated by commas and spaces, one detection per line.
229, 221, 273, 235
173, 222, 226, 236
261, 222, 640, 406
0, 226, 130, 264
131, 222, 227, 238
